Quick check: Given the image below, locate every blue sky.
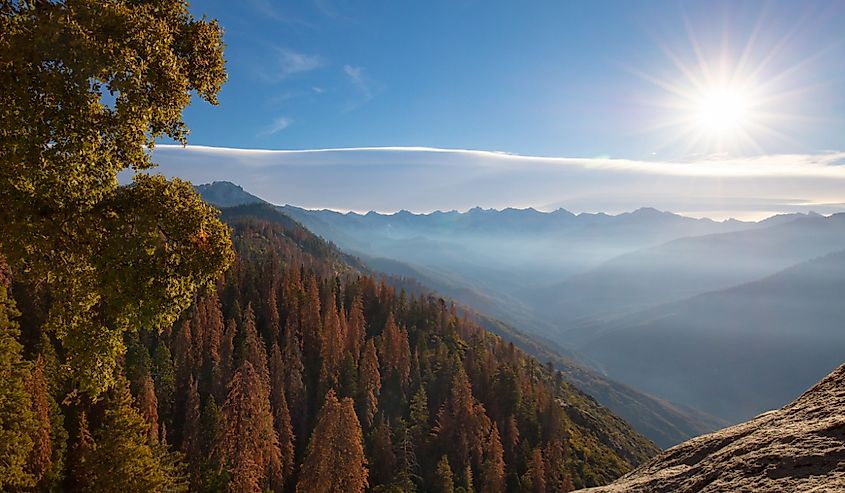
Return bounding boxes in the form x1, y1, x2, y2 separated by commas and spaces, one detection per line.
147, 0, 845, 218
178, 0, 845, 159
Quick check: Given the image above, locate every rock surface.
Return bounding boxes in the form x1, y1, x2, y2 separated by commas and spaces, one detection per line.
583, 363, 845, 492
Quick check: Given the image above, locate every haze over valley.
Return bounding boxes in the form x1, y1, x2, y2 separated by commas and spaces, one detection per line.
196, 180, 845, 439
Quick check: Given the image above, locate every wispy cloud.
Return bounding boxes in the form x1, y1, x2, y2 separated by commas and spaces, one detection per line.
343, 65, 377, 109
263, 48, 324, 82
257, 117, 292, 137
145, 145, 845, 220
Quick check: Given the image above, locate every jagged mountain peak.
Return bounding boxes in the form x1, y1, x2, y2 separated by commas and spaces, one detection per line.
195, 181, 267, 208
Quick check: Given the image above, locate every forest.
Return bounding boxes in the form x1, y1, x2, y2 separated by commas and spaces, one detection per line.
1, 204, 656, 492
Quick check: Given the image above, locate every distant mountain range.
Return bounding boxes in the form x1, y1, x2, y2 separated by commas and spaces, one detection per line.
194, 180, 845, 447
575, 250, 845, 422
195, 181, 727, 448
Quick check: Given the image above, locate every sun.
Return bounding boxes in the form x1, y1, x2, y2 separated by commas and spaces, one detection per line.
693, 86, 751, 136
630, 19, 810, 157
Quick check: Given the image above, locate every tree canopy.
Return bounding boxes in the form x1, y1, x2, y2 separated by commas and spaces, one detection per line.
0, 0, 233, 395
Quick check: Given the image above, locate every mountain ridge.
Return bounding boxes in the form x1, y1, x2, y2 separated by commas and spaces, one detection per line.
195, 182, 729, 448
572, 249, 845, 422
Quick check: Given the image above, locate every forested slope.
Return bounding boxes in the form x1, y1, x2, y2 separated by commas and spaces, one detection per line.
3, 203, 657, 492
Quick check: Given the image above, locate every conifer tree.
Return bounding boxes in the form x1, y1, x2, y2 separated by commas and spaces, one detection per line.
269, 342, 296, 485
137, 374, 160, 442
367, 416, 396, 486
0, 285, 35, 490
89, 377, 188, 492
523, 448, 546, 493
543, 439, 568, 492
200, 398, 227, 490
182, 377, 203, 491
358, 339, 382, 430
297, 390, 368, 493
319, 292, 345, 395
409, 386, 430, 443
173, 320, 194, 397
346, 295, 366, 357
480, 424, 506, 493
218, 318, 238, 402
503, 414, 521, 464
203, 292, 225, 384
301, 276, 322, 382
239, 304, 270, 387
434, 455, 455, 493
220, 361, 283, 493
378, 313, 411, 391
433, 367, 491, 474
460, 464, 475, 493
152, 340, 177, 429
282, 317, 308, 442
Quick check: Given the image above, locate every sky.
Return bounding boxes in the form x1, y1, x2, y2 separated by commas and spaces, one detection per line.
149, 0, 845, 218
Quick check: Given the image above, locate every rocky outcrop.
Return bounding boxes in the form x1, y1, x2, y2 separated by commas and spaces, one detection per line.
583, 364, 845, 492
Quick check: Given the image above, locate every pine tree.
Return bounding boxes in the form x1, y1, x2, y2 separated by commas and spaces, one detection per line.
200, 398, 227, 491
0, 285, 35, 489
173, 319, 195, 400
543, 439, 568, 492
503, 414, 521, 465
409, 386, 430, 443
480, 424, 506, 493
269, 342, 296, 485
282, 317, 308, 443
151, 340, 176, 431
523, 448, 546, 493
358, 339, 381, 430
319, 292, 345, 395
297, 390, 368, 493
137, 374, 160, 442
202, 292, 226, 398
367, 416, 396, 486
434, 455, 455, 493
346, 295, 366, 357
182, 377, 203, 491
238, 304, 270, 387
89, 377, 188, 492
433, 366, 491, 474
301, 275, 322, 385
218, 317, 238, 402
378, 313, 411, 392
220, 361, 283, 493
460, 464, 475, 493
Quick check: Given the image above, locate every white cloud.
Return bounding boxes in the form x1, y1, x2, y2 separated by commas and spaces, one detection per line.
144, 145, 845, 220
270, 49, 324, 81
343, 65, 376, 109
258, 117, 292, 137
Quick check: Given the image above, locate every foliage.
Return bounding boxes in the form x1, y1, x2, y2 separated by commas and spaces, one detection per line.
0, 285, 36, 489
84, 377, 188, 492
0, 0, 233, 396
297, 390, 368, 493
